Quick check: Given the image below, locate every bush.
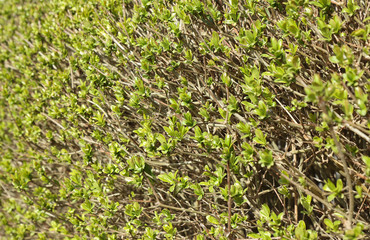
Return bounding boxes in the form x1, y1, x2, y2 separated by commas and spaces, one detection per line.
0, 0, 369, 239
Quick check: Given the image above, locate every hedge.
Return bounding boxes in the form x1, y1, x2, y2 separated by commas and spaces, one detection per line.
0, 0, 369, 239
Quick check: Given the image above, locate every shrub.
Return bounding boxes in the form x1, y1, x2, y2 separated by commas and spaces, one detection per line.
0, 0, 369, 239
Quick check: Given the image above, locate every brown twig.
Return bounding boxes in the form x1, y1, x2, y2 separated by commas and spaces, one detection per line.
319, 100, 354, 229
227, 159, 232, 237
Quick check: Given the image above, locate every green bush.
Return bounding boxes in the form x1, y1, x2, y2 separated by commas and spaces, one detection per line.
0, 0, 369, 239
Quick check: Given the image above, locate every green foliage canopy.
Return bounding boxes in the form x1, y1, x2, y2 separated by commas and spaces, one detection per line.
0, 0, 369, 239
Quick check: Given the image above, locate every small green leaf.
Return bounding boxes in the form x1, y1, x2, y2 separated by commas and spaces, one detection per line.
158, 171, 177, 185
253, 128, 267, 145
206, 215, 219, 225
236, 121, 251, 137
81, 200, 94, 213
258, 149, 274, 168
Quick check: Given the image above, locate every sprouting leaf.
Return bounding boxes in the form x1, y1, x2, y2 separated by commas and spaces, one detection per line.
236, 121, 251, 137
206, 215, 219, 225
342, 0, 360, 16
258, 149, 274, 168
81, 200, 94, 213
253, 129, 267, 145
158, 171, 177, 185
259, 204, 270, 222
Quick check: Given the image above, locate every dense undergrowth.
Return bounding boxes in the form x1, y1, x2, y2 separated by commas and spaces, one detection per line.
0, 0, 369, 239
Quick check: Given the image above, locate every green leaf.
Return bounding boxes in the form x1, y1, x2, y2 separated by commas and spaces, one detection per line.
253, 129, 267, 145
362, 155, 370, 167
355, 185, 363, 199
190, 183, 204, 200
323, 179, 335, 191
351, 28, 366, 39
236, 121, 251, 137
254, 100, 268, 119
258, 149, 274, 168
206, 215, 219, 225
259, 204, 270, 222
158, 171, 177, 185
227, 95, 238, 112
300, 195, 313, 215
342, 0, 360, 16
81, 200, 94, 213
221, 72, 232, 87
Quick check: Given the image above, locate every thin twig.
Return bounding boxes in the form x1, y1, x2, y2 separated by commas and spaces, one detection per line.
227, 159, 232, 237
319, 101, 354, 229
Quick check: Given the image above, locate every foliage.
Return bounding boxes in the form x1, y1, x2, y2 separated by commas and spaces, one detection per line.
0, 0, 369, 239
